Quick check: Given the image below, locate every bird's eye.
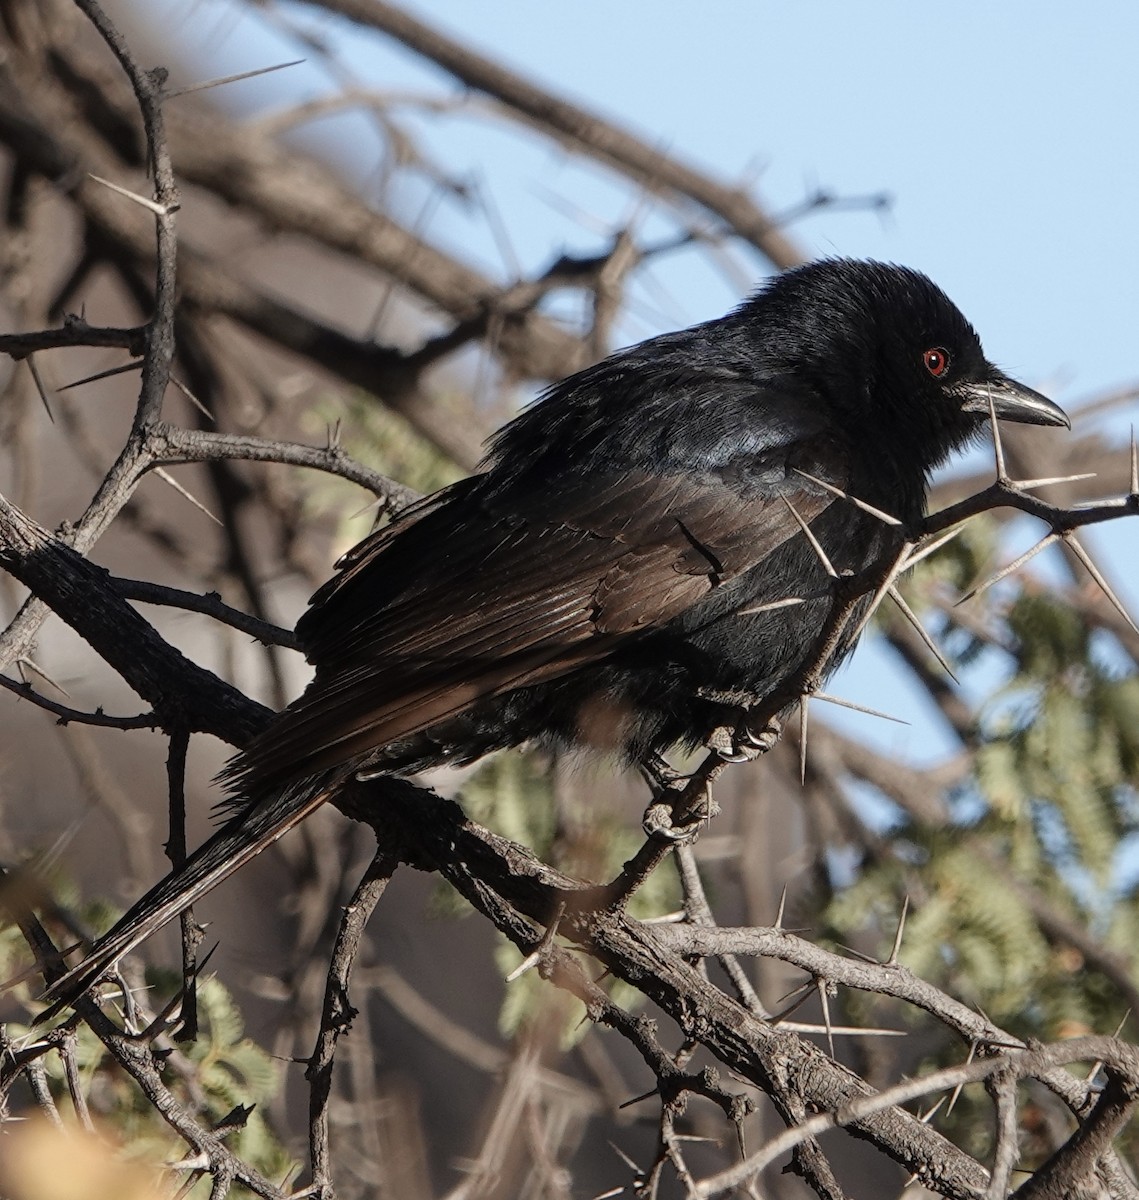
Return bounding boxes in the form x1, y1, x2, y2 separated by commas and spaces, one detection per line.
923, 347, 951, 378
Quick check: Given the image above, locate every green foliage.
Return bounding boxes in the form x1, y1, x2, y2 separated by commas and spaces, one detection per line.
299, 387, 464, 546
1, 889, 293, 1196
827, 546, 1139, 1161
438, 751, 678, 1045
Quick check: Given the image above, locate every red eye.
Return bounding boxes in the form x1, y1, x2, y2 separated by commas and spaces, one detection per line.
923, 347, 950, 378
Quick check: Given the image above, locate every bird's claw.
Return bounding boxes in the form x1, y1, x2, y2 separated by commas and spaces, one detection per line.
707, 715, 782, 762
642, 790, 719, 842
640, 752, 689, 795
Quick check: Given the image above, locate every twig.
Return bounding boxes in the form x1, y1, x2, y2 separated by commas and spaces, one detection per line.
305, 849, 398, 1197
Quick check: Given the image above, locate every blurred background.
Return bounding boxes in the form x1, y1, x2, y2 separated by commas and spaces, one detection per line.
1, 2, 1137, 1196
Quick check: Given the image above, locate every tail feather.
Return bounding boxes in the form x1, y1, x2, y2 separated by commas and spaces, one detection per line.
38, 774, 338, 1019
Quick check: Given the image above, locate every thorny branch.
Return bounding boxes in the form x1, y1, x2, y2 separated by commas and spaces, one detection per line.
0, 1, 1137, 1198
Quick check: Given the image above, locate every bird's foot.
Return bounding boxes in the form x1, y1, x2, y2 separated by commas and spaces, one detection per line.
707, 715, 783, 762
639, 752, 688, 795
642, 784, 719, 842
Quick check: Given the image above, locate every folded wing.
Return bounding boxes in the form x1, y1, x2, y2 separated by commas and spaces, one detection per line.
228, 432, 845, 793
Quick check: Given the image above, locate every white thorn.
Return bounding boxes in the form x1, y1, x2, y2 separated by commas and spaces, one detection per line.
888, 896, 910, 965
777, 1022, 905, 1037
813, 691, 909, 725
640, 910, 687, 925
799, 694, 810, 784
987, 386, 1009, 482
169, 374, 215, 422
956, 532, 1059, 605
1086, 1011, 1132, 1083
905, 526, 965, 569
348, 495, 386, 522
737, 596, 808, 616
505, 950, 541, 982
887, 586, 959, 682
1012, 473, 1097, 490
1065, 532, 1139, 635
817, 978, 836, 1060
847, 542, 915, 645
163, 59, 306, 100
793, 469, 902, 526
608, 1140, 641, 1173
1071, 496, 1131, 512
16, 656, 71, 699
88, 174, 175, 217
945, 1042, 977, 1117
153, 467, 223, 526
782, 497, 837, 577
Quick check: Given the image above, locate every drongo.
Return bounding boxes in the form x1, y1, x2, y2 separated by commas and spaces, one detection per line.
45, 258, 1069, 1006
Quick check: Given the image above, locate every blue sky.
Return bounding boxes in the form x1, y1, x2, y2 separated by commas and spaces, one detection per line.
128, 1, 1139, 773
146, 1, 1139, 400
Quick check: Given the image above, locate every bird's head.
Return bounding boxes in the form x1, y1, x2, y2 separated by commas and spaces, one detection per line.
751, 259, 1069, 491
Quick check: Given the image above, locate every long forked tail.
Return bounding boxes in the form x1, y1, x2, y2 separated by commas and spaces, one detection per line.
38, 774, 338, 1020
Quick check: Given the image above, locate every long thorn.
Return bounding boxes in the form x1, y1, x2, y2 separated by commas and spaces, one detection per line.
832, 942, 882, 965
782, 498, 837, 577
60, 360, 143, 392
153, 468, 223, 526
1071, 496, 1131, 512
505, 950, 541, 982
888, 586, 959, 681
813, 692, 910, 725
905, 526, 964, 569
770, 982, 816, 1023
774, 979, 815, 1007
348, 495, 386, 523
163, 60, 305, 100
26, 355, 54, 422
1013, 472, 1097, 490
799, 694, 809, 784
169, 375, 215, 422
779, 1022, 905, 1038
774, 885, 788, 931
1065, 532, 1139, 635
1086, 1010, 1132, 1083
793, 469, 902, 525
88, 174, 174, 217
737, 596, 808, 616
945, 1042, 977, 1117
817, 978, 836, 1060
17, 656, 70, 698
617, 1087, 659, 1111
888, 896, 909, 965
987, 386, 1009, 481
608, 1141, 641, 1173
1131, 426, 1138, 497
956, 532, 1059, 605
847, 542, 915, 645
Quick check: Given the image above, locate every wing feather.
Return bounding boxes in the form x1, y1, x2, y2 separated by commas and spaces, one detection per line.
229, 446, 841, 792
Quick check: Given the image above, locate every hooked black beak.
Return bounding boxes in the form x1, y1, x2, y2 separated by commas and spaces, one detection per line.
958, 372, 1070, 429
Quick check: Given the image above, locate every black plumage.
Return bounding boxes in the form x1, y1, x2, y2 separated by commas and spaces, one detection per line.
44, 258, 1069, 1007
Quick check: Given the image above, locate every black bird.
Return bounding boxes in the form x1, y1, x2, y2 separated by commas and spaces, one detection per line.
44, 259, 1068, 1006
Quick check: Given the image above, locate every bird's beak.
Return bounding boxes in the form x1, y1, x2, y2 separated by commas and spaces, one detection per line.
958, 373, 1070, 428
